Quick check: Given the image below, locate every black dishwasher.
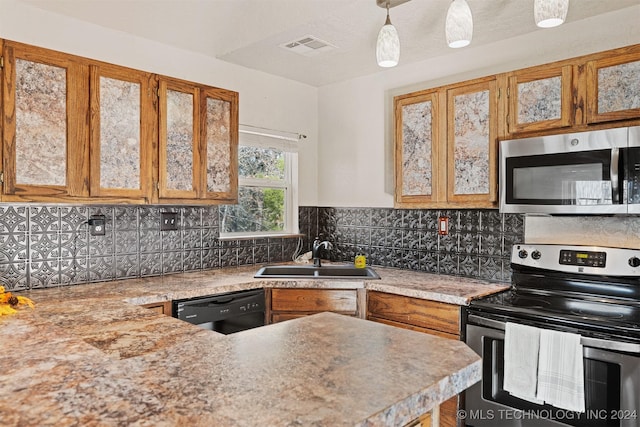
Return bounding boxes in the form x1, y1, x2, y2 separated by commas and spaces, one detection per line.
173, 288, 265, 334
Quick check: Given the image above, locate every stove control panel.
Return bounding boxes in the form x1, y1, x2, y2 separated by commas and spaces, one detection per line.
559, 249, 606, 268
512, 244, 640, 276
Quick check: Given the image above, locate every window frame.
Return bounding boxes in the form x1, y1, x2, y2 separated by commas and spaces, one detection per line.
219, 127, 299, 239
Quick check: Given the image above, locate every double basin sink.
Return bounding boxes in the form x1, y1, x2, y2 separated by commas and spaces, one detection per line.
255, 264, 380, 280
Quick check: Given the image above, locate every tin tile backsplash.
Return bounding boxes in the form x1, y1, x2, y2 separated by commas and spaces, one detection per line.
1, 204, 522, 291
300, 207, 523, 283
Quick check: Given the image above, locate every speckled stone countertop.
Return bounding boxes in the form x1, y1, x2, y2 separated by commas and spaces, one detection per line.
1, 265, 506, 426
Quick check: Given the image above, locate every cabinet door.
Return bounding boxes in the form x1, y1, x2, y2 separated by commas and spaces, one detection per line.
158, 77, 200, 200
1, 41, 89, 201
89, 64, 155, 202
201, 87, 238, 203
507, 65, 573, 133
394, 91, 442, 206
446, 79, 498, 206
587, 49, 640, 123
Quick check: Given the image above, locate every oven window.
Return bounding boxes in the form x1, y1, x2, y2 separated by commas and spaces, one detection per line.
482, 337, 622, 427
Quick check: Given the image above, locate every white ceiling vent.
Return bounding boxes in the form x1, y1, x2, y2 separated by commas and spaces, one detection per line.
279, 35, 337, 57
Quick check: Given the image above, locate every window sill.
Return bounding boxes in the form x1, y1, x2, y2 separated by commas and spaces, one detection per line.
217, 233, 304, 241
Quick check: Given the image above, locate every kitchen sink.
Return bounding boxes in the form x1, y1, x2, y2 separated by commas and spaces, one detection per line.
254, 265, 380, 280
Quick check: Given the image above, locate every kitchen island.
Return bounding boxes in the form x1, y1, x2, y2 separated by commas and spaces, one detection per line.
0, 265, 495, 426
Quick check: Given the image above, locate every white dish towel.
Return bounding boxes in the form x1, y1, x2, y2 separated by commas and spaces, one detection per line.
536, 328, 586, 413
503, 322, 543, 404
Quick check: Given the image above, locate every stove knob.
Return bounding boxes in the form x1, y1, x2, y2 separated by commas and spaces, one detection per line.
518, 249, 528, 259
629, 257, 640, 268
531, 250, 541, 260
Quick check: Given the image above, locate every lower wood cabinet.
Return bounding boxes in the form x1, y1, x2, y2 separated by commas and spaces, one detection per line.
268, 288, 359, 324
367, 291, 462, 427
141, 301, 172, 316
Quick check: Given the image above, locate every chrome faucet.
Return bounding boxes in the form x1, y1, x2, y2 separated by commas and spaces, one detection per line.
312, 237, 333, 267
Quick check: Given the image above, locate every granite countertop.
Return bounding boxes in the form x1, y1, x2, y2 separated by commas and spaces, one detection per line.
0, 265, 505, 426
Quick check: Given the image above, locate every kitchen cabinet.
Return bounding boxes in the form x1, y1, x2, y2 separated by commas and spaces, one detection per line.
506, 65, 573, 134
1, 41, 90, 201
395, 77, 497, 209
141, 301, 172, 316
586, 46, 640, 124
269, 288, 359, 323
89, 63, 156, 203
1, 39, 238, 205
157, 77, 238, 204
367, 290, 461, 427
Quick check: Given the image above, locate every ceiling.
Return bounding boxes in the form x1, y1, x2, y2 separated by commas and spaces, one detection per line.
19, 0, 640, 87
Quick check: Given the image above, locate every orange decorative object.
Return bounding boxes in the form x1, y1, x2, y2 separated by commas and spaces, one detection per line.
0, 286, 35, 316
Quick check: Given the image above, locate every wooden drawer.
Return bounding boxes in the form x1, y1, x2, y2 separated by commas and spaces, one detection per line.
271, 288, 358, 313
368, 315, 459, 341
367, 291, 460, 336
141, 301, 172, 316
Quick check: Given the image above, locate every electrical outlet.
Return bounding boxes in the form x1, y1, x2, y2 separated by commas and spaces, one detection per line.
88, 215, 106, 236
160, 212, 178, 231
438, 216, 449, 236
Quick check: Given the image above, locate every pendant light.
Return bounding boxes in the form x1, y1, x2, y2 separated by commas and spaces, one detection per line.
376, 1, 400, 68
534, 0, 569, 28
445, 0, 473, 48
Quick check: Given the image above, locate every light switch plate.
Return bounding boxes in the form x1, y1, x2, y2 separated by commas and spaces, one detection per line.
160, 212, 178, 231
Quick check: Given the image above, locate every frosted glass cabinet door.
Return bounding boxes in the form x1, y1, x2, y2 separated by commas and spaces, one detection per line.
158, 78, 199, 200
89, 64, 155, 201
507, 66, 573, 134
201, 87, 238, 202
394, 91, 440, 205
1, 41, 89, 200
447, 79, 497, 205
587, 49, 640, 123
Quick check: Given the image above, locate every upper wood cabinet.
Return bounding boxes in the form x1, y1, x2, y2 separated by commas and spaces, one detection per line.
158, 77, 200, 200
201, 87, 238, 202
446, 79, 498, 206
1, 41, 90, 202
395, 77, 497, 209
159, 77, 238, 203
394, 91, 441, 206
0, 39, 238, 205
89, 64, 156, 202
157, 78, 238, 204
586, 47, 640, 124
506, 65, 573, 134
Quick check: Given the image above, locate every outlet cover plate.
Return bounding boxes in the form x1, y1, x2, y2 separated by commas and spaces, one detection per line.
89, 215, 106, 236
160, 212, 178, 231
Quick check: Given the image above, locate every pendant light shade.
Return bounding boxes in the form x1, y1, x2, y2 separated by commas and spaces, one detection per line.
445, 0, 473, 48
534, 0, 569, 28
376, 4, 400, 68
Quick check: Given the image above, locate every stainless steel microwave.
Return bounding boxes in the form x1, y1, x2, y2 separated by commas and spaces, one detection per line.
499, 126, 640, 214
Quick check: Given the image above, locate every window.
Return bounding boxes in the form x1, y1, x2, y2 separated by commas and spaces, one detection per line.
219, 125, 300, 237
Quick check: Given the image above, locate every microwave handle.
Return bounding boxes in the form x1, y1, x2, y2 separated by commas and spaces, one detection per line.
611, 148, 620, 204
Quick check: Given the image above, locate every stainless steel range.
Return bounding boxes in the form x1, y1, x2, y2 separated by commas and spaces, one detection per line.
465, 244, 640, 427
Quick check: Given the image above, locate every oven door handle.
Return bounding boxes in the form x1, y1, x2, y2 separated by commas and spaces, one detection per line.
467, 314, 640, 353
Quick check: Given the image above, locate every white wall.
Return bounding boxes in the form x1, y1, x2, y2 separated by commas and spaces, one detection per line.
0, 0, 319, 206
317, 5, 640, 208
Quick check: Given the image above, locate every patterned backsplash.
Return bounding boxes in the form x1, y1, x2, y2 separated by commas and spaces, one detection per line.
0, 204, 523, 291
300, 207, 524, 284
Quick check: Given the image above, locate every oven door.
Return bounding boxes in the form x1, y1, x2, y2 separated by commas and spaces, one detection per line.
499, 127, 632, 215
465, 321, 639, 427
